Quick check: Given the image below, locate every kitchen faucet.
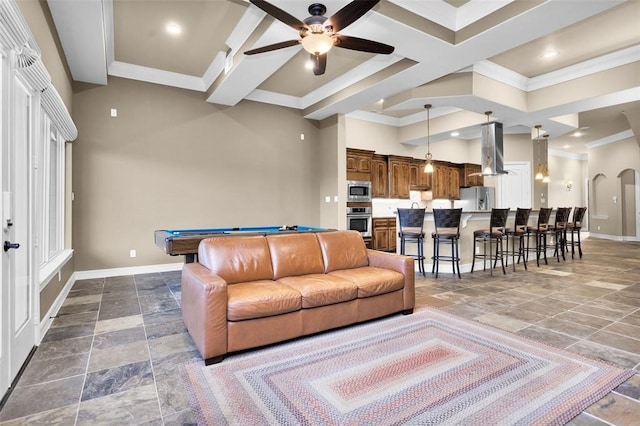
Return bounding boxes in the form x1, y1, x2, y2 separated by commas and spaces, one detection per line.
411, 202, 420, 209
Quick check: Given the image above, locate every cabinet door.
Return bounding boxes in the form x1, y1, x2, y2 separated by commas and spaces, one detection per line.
448, 166, 460, 199
463, 163, 483, 187
388, 222, 397, 252
389, 160, 410, 199
371, 158, 388, 198
418, 161, 432, 188
372, 221, 389, 251
432, 164, 448, 199
409, 163, 420, 187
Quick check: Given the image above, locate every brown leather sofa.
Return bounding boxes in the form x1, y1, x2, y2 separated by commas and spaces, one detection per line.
181, 230, 415, 364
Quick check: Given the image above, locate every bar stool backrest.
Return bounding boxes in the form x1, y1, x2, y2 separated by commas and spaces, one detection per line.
571, 207, 587, 228
489, 208, 510, 232
537, 207, 553, 230
433, 208, 462, 235
398, 208, 426, 235
554, 207, 572, 229
513, 207, 532, 232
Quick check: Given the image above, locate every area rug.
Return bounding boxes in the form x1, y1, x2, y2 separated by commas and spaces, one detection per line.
181, 308, 634, 425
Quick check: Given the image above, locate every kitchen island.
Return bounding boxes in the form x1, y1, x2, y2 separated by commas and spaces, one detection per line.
398, 210, 543, 275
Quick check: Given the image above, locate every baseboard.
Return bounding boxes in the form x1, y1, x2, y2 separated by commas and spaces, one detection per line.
39, 273, 76, 342
586, 233, 638, 241
74, 262, 183, 280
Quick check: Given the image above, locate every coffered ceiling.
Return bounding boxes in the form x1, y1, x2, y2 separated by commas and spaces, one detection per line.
47, 0, 640, 156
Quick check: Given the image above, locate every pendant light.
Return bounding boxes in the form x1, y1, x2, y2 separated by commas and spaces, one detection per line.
534, 125, 544, 180
482, 111, 493, 175
542, 133, 550, 183
423, 104, 434, 173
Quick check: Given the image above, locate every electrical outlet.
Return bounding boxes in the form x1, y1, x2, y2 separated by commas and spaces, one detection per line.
130, 249, 136, 258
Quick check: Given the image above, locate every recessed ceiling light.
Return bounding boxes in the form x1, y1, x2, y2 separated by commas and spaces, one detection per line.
563, 144, 572, 149
165, 22, 182, 36
573, 131, 582, 137
451, 131, 459, 137
542, 50, 558, 59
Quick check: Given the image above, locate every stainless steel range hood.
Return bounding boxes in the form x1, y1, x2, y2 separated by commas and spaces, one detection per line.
480, 121, 507, 175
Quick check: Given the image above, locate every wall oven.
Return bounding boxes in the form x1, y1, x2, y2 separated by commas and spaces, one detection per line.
347, 207, 372, 237
347, 180, 372, 202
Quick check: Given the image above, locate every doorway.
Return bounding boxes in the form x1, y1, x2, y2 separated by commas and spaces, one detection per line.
498, 162, 532, 208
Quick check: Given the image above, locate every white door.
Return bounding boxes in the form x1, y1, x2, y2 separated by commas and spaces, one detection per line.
0, 71, 35, 398
498, 162, 532, 208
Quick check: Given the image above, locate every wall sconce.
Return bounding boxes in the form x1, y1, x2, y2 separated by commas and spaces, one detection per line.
565, 181, 573, 192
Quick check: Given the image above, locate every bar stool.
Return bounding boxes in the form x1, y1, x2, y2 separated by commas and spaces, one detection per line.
549, 207, 572, 262
471, 208, 510, 276
566, 207, 587, 259
431, 208, 462, 279
397, 208, 427, 276
504, 207, 532, 271
526, 207, 553, 266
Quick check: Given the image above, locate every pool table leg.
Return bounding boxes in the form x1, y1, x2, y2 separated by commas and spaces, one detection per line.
185, 254, 196, 264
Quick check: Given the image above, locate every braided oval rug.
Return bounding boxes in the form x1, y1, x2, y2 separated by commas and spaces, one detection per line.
181, 308, 634, 425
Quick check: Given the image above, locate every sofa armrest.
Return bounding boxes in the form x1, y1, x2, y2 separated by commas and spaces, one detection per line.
367, 249, 415, 311
181, 262, 228, 361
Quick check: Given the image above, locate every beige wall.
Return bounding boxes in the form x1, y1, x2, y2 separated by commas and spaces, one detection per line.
588, 136, 640, 237
547, 154, 586, 210
72, 77, 323, 270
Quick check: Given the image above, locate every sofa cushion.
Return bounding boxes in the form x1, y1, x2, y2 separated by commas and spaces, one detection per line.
277, 274, 358, 308
227, 280, 302, 321
266, 233, 325, 280
316, 230, 369, 273
198, 235, 274, 284
329, 267, 405, 298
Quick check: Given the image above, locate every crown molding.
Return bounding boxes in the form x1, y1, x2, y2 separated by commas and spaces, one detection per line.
585, 129, 635, 150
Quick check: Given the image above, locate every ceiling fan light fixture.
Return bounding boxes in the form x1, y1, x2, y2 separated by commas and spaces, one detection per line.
301, 33, 333, 55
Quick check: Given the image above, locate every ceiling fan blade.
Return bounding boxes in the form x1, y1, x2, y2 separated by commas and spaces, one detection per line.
329, 0, 379, 32
244, 40, 300, 55
249, 0, 307, 31
311, 53, 327, 76
334, 35, 394, 54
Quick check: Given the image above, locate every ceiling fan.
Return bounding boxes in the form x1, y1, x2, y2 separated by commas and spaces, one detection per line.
244, 0, 394, 75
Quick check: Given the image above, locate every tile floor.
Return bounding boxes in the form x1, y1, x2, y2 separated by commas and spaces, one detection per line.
0, 238, 639, 425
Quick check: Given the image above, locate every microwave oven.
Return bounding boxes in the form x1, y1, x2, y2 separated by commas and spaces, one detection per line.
347, 180, 372, 202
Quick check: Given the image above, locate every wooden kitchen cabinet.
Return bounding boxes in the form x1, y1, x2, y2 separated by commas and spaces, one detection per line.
388, 155, 412, 199
371, 154, 388, 198
432, 162, 460, 200
346, 148, 374, 181
462, 163, 484, 187
410, 159, 432, 190
372, 218, 397, 252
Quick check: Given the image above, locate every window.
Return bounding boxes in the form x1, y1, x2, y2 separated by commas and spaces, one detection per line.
37, 111, 65, 268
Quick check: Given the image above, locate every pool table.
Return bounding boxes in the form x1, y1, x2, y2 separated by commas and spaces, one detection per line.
154, 225, 331, 263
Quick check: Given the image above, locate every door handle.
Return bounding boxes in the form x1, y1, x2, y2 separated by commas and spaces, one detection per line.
4, 241, 20, 252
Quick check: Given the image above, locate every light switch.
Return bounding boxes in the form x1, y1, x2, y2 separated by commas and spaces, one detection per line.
333, 195, 338, 202
325, 196, 331, 203
110, 108, 118, 117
